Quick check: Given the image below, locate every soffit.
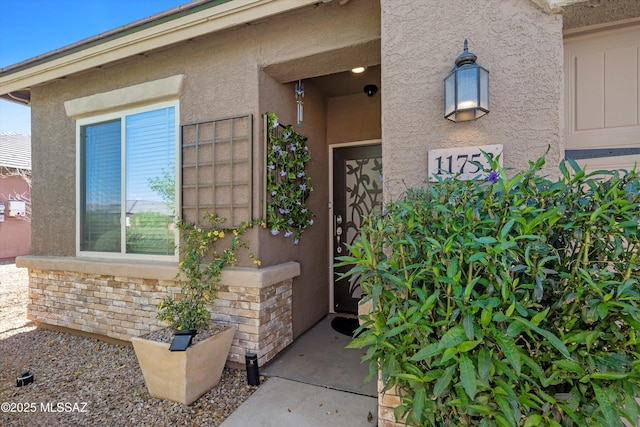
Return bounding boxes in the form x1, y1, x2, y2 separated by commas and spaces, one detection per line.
563, 0, 640, 31
531, 0, 589, 14
0, 0, 322, 100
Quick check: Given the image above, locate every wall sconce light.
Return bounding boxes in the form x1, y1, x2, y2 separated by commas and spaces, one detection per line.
444, 40, 489, 122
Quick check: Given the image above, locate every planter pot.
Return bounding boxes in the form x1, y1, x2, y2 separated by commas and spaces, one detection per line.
131, 325, 236, 405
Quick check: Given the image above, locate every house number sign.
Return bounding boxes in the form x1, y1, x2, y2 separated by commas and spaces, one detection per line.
428, 144, 503, 181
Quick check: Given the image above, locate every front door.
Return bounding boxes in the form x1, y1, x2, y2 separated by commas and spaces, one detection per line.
332, 144, 382, 314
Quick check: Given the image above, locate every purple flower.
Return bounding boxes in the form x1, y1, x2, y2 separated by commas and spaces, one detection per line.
283, 131, 292, 139
271, 229, 280, 235
299, 184, 307, 191
301, 208, 307, 213
267, 164, 275, 171
272, 120, 279, 128
293, 239, 299, 245
280, 170, 287, 177
289, 143, 296, 152
487, 171, 499, 184
297, 171, 305, 178
309, 219, 314, 226
284, 231, 294, 237
273, 145, 282, 154
271, 190, 277, 196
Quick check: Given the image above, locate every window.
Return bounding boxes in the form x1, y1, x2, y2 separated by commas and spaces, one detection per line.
77, 102, 179, 258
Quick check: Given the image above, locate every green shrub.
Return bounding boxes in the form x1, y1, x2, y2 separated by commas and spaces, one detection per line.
341, 155, 640, 426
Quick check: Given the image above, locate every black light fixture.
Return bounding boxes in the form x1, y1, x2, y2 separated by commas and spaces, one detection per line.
444, 40, 489, 122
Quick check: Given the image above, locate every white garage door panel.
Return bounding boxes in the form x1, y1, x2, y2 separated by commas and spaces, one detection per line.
577, 154, 640, 174
565, 25, 640, 152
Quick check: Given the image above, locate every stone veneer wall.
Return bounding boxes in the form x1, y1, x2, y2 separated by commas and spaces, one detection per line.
212, 279, 293, 366
377, 380, 408, 427
18, 257, 299, 368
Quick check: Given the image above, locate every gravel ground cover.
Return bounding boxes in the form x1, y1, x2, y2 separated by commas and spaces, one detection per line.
0, 261, 262, 426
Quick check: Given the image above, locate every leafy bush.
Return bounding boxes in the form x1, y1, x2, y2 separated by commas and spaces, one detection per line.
341, 155, 640, 426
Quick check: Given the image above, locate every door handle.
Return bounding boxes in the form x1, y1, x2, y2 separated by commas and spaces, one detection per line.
334, 215, 343, 253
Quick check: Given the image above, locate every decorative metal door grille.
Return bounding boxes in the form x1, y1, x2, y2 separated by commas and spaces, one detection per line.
181, 114, 252, 227
333, 144, 382, 313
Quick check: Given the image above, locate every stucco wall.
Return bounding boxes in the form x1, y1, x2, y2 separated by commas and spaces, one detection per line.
327, 92, 381, 145
258, 71, 330, 337
380, 0, 564, 200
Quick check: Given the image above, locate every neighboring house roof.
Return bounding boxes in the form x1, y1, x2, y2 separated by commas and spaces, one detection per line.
0, 132, 31, 170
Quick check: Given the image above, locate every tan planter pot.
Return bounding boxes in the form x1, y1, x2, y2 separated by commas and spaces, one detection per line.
131, 325, 236, 405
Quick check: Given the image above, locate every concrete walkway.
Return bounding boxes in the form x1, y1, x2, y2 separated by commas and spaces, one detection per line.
220, 377, 377, 427
221, 315, 378, 427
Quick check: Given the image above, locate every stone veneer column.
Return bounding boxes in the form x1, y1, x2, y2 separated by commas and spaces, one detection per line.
17, 256, 299, 367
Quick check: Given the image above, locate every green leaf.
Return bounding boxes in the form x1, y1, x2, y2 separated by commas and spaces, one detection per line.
413, 386, 426, 422
500, 218, 516, 239
597, 303, 609, 319
438, 325, 467, 350
469, 252, 489, 262
530, 307, 549, 326
411, 343, 441, 361
463, 313, 475, 339
496, 395, 517, 427
494, 414, 513, 427
476, 236, 498, 244
553, 359, 584, 375
457, 340, 482, 353
588, 372, 629, 380
440, 347, 458, 364
592, 383, 620, 426
460, 353, 477, 399
523, 414, 543, 427
385, 322, 415, 338
513, 316, 570, 359
493, 331, 521, 376
478, 347, 492, 381
433, 365, 456, 397
346, 333, 377, 349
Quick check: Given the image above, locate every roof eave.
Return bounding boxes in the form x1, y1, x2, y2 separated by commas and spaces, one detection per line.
0, 0, 323, 103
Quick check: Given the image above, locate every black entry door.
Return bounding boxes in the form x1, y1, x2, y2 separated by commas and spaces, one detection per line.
332, 144, 382, 314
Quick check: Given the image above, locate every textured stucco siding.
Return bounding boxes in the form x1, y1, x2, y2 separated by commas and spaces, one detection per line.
380, 0, 564, 200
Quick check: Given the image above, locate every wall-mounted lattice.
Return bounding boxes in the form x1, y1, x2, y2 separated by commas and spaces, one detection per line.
181, 114, 252, 227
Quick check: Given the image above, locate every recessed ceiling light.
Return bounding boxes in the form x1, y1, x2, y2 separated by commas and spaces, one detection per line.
351, 67, 365, 74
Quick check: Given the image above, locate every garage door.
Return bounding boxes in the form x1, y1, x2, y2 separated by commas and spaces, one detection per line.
564, 24, 640, 172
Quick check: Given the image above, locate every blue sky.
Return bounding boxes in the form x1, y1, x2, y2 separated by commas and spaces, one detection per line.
0, 0, 189, 135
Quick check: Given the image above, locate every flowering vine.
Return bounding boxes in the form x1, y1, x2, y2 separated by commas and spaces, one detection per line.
266, 112, 314, 244
157, 214, 261, 331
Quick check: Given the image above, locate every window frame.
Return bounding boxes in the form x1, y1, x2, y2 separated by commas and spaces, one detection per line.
75, 100, 180, 261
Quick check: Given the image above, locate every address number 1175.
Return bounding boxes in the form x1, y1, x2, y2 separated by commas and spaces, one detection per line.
428, 144, 503, 182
